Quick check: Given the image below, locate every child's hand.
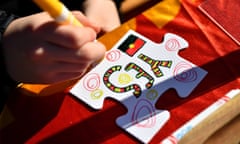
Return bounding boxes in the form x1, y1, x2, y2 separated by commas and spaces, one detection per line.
2, 11, 106, 84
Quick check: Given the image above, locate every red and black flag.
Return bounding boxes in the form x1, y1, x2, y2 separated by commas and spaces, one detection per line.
118, 34, 146, 56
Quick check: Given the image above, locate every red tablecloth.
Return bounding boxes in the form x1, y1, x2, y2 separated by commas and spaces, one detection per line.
1, 0, 240, 143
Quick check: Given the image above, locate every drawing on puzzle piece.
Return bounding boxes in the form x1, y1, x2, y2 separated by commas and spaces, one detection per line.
70, 30, 208, 143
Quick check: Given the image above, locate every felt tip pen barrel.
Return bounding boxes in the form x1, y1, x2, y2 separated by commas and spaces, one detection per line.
33, 0, 83, 27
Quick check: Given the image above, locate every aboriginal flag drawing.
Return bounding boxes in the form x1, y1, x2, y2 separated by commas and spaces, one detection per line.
118, 34, 146, 56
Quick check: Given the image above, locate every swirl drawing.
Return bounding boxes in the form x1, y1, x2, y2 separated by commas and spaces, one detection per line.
83, 73, 101, 91
165, 38, 181, 51
173, 62, 197, 82
131, 99, 156, 128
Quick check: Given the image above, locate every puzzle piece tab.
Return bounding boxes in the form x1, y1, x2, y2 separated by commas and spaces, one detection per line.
70, 30, 207, 143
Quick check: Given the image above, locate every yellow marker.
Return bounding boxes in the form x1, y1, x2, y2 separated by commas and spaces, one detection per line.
33, 0, 83, 26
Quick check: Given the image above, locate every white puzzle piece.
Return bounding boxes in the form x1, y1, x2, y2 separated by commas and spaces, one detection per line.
70, 30, 207, 143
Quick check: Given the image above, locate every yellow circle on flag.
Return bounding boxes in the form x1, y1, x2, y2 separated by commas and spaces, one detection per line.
129, 43, 135, 48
